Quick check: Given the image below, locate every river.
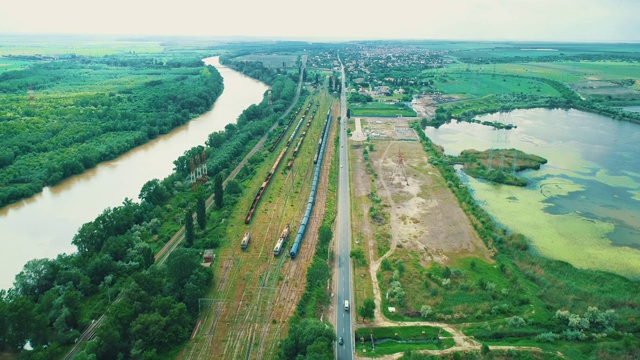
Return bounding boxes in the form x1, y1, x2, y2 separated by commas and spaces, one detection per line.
425, 108, 640, 278
0, 57, 268, 290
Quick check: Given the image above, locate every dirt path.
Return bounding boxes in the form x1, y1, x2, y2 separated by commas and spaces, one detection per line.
368, 141, 402, 321
352, 117, 367, 141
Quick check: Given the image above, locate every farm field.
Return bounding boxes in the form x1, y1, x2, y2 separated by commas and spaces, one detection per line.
428, 72, 561, 97
0, 34, 164, 56
350, 102, 417, 117
0, 59, 31, 73
440, 61, 640, 83
181, 92, 338, 359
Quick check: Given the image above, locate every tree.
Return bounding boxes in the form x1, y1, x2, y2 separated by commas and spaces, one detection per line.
165, 247, 200, 297
214, 174, 223, 209
443, 266, 452, 279
278, 318, 335, 360
196, 193, 206, 230
358, 298, 375, 322
224, 179, 242, 196
346, 108, 351, 118
184, 211, 194, 247
139, 179, 168, 206
11, 258, 58, 300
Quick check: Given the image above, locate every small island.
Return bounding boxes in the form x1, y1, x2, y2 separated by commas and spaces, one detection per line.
452, 148, 547, 186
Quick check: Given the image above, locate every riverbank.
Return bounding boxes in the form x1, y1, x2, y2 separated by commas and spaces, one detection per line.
0, 56, 267, 291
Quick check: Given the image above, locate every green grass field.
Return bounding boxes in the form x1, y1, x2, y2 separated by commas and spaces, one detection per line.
442, 61, 640, 84
0, 59, 31, 73
430, 72, 560, 97
350, 102, 416, 117
0, 35, 163, 56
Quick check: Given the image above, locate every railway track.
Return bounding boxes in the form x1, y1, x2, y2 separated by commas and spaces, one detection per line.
217, 101, 329, 359
188, 61, 331, 360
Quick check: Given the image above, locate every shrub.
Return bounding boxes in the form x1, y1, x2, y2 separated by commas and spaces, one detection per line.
507, 316, 526, 328
420, 305, 432, 318
563, 329, 587, 341
536, 332, 560, 342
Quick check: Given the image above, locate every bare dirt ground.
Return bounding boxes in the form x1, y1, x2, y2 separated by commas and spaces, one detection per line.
348, 117, 537, 358
354, 118, 491, 265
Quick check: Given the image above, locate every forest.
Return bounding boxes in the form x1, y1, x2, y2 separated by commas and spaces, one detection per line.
0, 54, 299, 359
0, 54, 224, 208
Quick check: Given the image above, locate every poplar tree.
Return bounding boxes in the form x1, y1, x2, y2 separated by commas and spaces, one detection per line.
184, 211, 194, 247
214, 174, 223, 209
196, 194, 206, 230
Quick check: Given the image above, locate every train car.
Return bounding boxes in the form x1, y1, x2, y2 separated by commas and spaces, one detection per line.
273, 224, 290, 256
241, 232, 251, 250
290, 113, 333, 259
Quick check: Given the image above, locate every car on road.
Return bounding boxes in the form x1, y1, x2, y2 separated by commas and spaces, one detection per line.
338, 337, 343, 345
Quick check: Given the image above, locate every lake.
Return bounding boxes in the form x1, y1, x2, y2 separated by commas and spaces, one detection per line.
425, 108, 640, 278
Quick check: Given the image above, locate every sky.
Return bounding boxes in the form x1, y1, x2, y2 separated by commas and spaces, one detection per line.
0, 0, 639, 42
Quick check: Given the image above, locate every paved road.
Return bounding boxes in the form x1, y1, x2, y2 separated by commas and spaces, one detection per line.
335, 56, 354, 360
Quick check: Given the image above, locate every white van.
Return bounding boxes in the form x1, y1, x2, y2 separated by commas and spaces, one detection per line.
344, 300, 349, 311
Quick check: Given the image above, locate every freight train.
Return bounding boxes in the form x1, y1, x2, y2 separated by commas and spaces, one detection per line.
290, 111, 332, 258
273, 224, 290, 256
269, 105, 301, 152
241, 232, 251, 249
244, 148, 286, 224
245, 101, 316, 224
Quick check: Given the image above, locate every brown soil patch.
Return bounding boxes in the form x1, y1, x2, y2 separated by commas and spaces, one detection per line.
355, 118, 491, 266
350, 117, 492, 324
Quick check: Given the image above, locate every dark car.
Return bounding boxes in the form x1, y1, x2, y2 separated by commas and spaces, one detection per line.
338, 337, 344, 345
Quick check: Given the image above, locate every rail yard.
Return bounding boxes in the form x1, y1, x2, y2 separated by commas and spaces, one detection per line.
182, 92, 339, 359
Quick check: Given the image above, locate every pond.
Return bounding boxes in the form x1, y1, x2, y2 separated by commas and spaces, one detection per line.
425, 108, 640, 278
